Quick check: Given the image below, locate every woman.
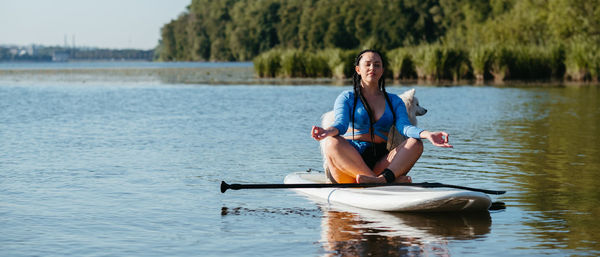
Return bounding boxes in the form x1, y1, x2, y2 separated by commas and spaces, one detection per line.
311, 50, 452, 184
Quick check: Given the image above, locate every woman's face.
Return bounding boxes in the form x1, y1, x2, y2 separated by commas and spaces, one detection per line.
355, 52, 383, 86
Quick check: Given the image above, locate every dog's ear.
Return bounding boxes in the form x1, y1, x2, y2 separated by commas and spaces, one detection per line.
407, 88, 416, 98
402, 88, 415, 102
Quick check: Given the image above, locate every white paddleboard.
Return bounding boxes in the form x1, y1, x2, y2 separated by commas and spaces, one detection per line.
284, 172, 492, 212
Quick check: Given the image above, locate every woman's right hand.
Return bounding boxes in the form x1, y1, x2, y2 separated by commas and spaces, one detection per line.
311, 126, 338, 141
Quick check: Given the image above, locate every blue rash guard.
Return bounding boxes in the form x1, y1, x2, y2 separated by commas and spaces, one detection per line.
330, 90, 424, 141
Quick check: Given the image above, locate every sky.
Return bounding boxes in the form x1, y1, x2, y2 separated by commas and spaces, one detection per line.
0, 0, 191, 50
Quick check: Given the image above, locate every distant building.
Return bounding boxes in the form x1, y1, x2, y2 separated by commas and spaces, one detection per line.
52, 51, 69, 62
26, 45, 36, 56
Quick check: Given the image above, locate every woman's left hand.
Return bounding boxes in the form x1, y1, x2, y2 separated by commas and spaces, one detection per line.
421, 131, 453, 148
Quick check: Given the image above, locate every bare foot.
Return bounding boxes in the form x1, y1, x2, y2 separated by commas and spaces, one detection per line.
395, 176, 412, 183
356, 175, 386, 184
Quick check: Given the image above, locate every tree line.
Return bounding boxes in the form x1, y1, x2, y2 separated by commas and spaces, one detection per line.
157, 0, 599, 62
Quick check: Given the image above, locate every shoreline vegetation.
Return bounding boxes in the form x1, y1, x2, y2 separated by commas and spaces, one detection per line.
2, 63, 598, 87
156, 0, 600, 84
253, 43, 599, 83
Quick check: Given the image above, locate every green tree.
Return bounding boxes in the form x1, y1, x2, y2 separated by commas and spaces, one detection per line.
157, 0, 600, 65
159, 20, 177, 61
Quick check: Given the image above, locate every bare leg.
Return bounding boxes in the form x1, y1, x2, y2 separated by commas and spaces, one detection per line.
357, 138, 423, 183
323, 136, 377, 183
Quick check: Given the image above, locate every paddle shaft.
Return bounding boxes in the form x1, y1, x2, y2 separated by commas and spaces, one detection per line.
221, 181, 506, 195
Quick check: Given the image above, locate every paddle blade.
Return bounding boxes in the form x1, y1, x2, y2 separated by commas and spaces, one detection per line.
489, 201, 506, 210
221, 181, 229, 193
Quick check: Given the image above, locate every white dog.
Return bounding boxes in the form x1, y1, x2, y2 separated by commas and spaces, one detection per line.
386, 88, 427, 150
319, 88, 427, 170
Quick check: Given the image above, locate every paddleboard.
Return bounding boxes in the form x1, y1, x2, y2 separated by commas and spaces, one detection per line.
284, 172, 492, 212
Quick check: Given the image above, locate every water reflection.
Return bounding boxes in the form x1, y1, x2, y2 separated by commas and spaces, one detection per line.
497, 86, 600, 252
320, 207, 491, 256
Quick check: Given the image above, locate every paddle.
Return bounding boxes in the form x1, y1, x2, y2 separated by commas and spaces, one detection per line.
220, 181, 506, 195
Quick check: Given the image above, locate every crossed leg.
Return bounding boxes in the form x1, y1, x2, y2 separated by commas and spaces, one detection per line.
322, 136, 376, 183
323, 136, 424, 183
360, 138, 424, 183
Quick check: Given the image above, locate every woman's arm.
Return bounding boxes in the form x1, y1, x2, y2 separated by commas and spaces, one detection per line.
393, 97, 424, 138
311, 91, 351, 141
330, 91, 352, 136
391, 95, 452, 148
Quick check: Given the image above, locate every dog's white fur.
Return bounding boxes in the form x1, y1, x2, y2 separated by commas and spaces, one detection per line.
319, 88, 427, 170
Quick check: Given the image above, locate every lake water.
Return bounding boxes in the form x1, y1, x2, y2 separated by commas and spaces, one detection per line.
1, 62, 599, 256
0, 61, 253, 70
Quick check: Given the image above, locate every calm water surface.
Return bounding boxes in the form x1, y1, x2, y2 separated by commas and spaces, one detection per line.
0, 61, 253, 70
1, 66, 599, 256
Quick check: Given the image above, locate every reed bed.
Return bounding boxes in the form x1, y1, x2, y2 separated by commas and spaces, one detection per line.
254, 48, 357, 79
565, 40, 600, 81
254, 44, 598, 82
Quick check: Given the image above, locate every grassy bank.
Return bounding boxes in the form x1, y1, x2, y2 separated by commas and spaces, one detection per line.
254, 43, 599, 83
